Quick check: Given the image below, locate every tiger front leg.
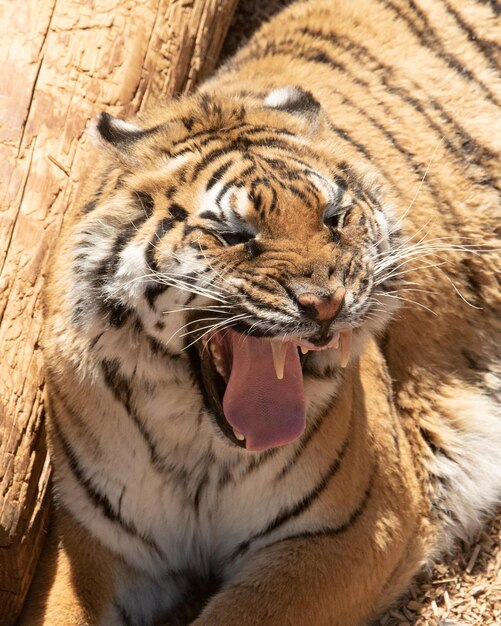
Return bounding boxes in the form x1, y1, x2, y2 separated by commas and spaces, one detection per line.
19, 506, 123, 626
192, 487, 424, 626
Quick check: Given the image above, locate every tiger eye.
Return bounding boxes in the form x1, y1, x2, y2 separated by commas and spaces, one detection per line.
220, 231, 254, 246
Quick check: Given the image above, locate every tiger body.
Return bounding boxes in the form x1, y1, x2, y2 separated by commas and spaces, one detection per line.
23, 0, 501, 625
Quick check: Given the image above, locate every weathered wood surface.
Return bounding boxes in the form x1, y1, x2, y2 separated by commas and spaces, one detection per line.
0, 0, 238, 622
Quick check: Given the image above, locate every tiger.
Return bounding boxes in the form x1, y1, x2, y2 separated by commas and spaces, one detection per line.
20, 0, 501, 624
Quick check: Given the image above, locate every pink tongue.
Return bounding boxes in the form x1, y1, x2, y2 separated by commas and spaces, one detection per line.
221, 331, 306, 451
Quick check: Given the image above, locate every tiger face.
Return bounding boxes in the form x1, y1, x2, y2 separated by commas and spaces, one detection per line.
78, 87, 401, 452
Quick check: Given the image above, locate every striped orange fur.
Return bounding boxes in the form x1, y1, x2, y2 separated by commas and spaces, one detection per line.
22, 1, 500, 624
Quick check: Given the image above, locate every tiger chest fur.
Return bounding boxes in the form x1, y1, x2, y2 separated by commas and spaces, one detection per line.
25, 0, 501, 625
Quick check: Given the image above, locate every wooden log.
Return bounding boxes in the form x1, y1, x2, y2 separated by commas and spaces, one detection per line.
0, 0, 238, 622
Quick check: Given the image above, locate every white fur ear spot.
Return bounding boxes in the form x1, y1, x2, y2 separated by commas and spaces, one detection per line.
264, 87, 321, 118
89, 112, 148, 149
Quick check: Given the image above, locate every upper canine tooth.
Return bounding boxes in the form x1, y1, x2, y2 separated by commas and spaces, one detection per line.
339, 329, 353, 368
300, 346, 309, 355
270, 341, 289, 380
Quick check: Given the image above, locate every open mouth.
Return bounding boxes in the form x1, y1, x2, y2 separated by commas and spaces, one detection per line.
190, 327, 352, 452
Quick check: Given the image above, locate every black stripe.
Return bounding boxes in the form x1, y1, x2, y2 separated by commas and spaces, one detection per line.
183, 223, 222, 239
326, 119, 374, 161
249, 179, 278, 214
441, 0, 500, 72
195, 125, 296, 150
217, 465, 233, 489
90, 198, 154, 324
134, 191, 155, 216
173, 123, 249, 149
193, 473, 210, 513
169, 203, 189, 221
240, 448, 279, 479
50, 399, 164, 558
199, 210, 224, 223
94, 218, 144, 285
100, 359, 190, 485
101, 358, 157, 452
276, 399, 343, 481
230, 425, 351, 560
235, 274, 285, 299
172, 123, 242, 147
277, 470, 374, 543
474, 0, 500, 16
144, 283, 168, 308
381, 0, 499, 105
215, 180, 240, 208
107, 301, 133, 328
298, 27, 498, 182
243, 37, 486, 202
147, 334, 181, 360
81, 166, 114, 214
145, 209, 186, 278
207, 159, 235, 190
191, 147, 236, 181
191, 133, 311, 183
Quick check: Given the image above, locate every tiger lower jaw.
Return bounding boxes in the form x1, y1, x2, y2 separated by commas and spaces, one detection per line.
192, 328, 353, 452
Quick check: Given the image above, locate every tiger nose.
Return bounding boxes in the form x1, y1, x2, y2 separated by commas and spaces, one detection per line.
297, 286, 346, 323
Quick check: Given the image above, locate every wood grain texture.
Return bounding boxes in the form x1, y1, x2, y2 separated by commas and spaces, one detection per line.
0, 0, 237, 622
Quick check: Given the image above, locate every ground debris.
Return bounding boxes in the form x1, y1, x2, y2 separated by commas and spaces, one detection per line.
376, 513, 500, 626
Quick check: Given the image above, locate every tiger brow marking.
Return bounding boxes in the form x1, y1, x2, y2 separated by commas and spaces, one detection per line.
206, 159, 235, 190
191, 147, 239, 181
172, 123, 249, 147
197, 125, 298, 150
229, 422, 352, 561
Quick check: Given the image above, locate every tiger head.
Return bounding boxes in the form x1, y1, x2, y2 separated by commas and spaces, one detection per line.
78, 87, 401, 452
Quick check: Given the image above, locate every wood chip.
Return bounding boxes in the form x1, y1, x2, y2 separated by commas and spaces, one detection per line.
431, 600, 439, 616
466, 544, 482, 574
444, 590, 452, 610
432, 577, 457, 585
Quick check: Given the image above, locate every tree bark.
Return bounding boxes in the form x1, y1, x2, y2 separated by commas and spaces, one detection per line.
0, 0, 237, 622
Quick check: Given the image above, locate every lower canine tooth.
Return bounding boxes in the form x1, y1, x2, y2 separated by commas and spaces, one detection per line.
233, 429, 245, 441
270, 341, 289, 380
339, 329, 353, 368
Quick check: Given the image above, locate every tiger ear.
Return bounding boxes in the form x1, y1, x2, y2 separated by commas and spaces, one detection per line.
264, 87, 321, 121
90, 112, 150, 151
